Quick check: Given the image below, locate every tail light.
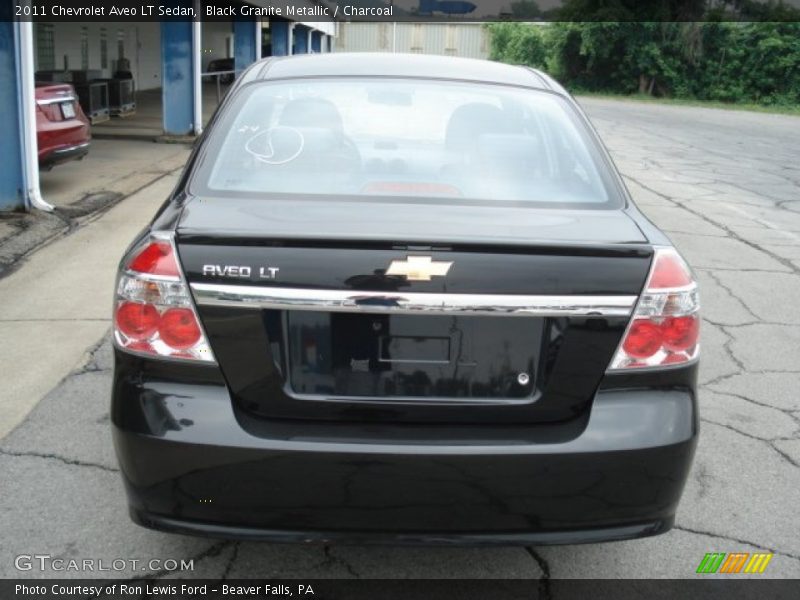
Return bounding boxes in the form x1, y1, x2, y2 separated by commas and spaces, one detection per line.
608, 247, 699, 370
113, 232, 214, 362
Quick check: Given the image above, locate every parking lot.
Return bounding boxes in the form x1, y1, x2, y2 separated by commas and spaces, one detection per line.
0, 99, 798, 580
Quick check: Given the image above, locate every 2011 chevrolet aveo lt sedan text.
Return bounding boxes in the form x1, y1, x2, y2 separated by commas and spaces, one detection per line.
111, 54, 699, 545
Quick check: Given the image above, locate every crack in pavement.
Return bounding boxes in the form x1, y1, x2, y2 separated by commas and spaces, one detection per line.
699, 419, 799, 469
524, 547, 552, 599
715, 326, 748, 374
220, 542, 240, 580
695, 321, 748, 389
704, 319, 798, 328
770, 445, 800, 469
704, 387, 800, 423
695, 266, 789, 273
74, 334, 112, 375
702, 369, 800, 392
603, 115, 800, 206
623, 173, 800, 275
0, 333, 112, 444
660, 230, 727, 239
699, 416, 775, 444
691, 460, 712, 499
321, 545, 361, 578
0, 447, 118, 473
702, 270, 760, 322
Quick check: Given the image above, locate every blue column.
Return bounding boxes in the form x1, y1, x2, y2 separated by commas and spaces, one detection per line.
161, 7, 195, 136
311, 31, 322, 53
293, 25, 309, 54
270, 20, 290, 56
0, 18, 24, 210
233, 18, 257, 73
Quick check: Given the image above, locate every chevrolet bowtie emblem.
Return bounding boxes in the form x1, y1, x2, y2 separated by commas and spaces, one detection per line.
385, 256, 453, 281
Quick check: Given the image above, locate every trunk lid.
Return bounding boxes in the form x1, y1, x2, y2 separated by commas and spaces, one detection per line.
178, 197, 651, 424
35, 83, 80, 122
177, 196, 648, 246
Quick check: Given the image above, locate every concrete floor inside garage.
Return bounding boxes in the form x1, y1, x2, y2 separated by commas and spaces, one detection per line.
92, 82, 232, 141
35, 82, 231, 211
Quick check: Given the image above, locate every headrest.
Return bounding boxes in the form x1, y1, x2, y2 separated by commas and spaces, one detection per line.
445, 103, 514, 151
471, 134, 541, 174
279, 98, 344, 132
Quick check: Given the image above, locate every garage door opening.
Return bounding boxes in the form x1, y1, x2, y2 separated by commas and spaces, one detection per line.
10, 15, 334, 214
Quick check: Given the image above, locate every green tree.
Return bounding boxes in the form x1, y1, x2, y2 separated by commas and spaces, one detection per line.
486, 23, 548, 69
487, 20, 800, 107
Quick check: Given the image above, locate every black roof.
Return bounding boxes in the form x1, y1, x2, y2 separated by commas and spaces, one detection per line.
241, 53, 559, 92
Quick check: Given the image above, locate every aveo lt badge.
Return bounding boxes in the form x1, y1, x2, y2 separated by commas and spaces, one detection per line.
202, 265, 279, 279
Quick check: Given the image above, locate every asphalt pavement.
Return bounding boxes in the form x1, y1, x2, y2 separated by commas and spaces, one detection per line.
0, 145, 188, 440
0, 99, 798, 580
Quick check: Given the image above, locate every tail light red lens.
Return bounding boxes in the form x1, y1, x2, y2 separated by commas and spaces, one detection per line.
661, 315, 700, 352
609, 248, 699, 370
647, 250, 694, 289
622, 319, 663, 359
115, 302, 159, 341
159, 308, 202, 349
113, 233, 214, 363
127, 240, 180, 278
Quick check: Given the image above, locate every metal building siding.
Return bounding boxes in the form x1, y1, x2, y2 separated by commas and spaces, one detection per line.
335, 23, 489, 59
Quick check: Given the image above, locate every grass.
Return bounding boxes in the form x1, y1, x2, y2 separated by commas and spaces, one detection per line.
574, 91, 800, 117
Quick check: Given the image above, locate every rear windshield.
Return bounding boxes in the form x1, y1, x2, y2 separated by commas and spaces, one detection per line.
194, 78, 620, 208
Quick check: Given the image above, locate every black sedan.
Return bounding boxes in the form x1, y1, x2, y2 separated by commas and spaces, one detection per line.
112, 54, 699, 545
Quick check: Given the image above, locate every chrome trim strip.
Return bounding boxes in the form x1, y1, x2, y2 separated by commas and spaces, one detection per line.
51, 142, 91, 155
190, 283, 637, 317
36, 96, 77, 105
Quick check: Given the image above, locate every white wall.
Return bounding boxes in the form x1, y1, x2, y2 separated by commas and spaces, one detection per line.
201, 20, 233, 71
299, 21, 336, 37
335, 22, 489, 59
35, 22, 162, 91
131, 23, 162, 91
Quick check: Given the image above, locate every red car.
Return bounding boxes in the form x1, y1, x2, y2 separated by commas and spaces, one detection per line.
36, 82, 91, 170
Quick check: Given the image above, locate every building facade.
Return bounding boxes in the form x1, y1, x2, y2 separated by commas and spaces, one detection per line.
335, 22, 489, 59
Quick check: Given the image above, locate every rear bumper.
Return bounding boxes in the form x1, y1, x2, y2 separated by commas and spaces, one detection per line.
39, 141, 90, 169
130, 510, 674, 546
112, 355, 698, 545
